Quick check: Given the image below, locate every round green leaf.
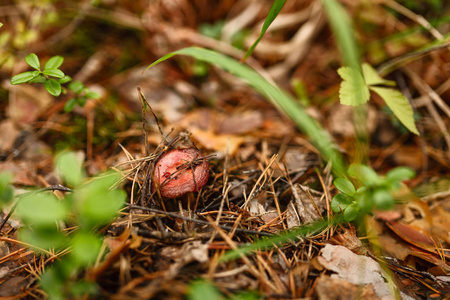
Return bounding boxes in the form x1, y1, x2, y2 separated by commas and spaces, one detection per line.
355, 190, 374, 213
16, 192, 67, 225
348, 164, 379, 186
343, 203, 360, 222
11, 71, 40, 84
333, 177, 355, 196
25, 53, 40, 70
188, 280, 222, 300
44, 78, 62, 96
68, 81, 84, 94
71, 232, 101, 266
386, 167, 415, 182
55, 151, 84, 187
64, 98, 78, 112
29, 74, 47, 84
18, 225, 66, 250
43, 69, 65, 78
373, 188, 394, 210
44, 55, 64, 70
74, 172, 125, 228
0, 173, 14, 207
85, 90, 100, 99
330, 193, 353, 213
58, 75, 72, 84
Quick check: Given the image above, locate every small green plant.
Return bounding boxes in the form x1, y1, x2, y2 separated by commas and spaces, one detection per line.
11, 151, 126, 299
331, 164, 415, 221
11, 53, 99, 112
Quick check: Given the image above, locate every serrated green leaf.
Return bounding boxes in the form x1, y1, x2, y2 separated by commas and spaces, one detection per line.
362, 63, 396, 87
334, 178, 356, 196
337, 66, 370, 106
11, 70, 40, 84
343, 203, 359, 221
370, 86, 419, 135
43, 68, 65, 78
44, 55, 64, 70
25, 53, 40, 70
146, 47, 346, 177
243, 0, 287, 61
55, 151, 84, 186
68, 81, 84, 94
386, 167, 415, 182
331, 193, 353, 212
44, 78, 62, 96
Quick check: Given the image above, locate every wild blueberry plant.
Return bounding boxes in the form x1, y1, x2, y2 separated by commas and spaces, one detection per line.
3, 152, 125, 299
11, 53, 99, 112
331, 164, 416, 221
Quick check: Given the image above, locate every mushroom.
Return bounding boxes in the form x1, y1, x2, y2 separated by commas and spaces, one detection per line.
152, 147, 209, 198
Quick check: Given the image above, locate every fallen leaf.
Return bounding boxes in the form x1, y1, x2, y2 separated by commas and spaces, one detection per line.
317, 244, 393, 299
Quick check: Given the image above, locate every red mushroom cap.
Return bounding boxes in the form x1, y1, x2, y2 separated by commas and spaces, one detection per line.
153, 147, 209, 198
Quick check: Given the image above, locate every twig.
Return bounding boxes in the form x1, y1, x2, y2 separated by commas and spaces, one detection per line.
127, 204, 274, 237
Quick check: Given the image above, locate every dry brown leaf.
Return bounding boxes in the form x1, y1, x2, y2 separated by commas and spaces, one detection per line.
317, 244, 393, 299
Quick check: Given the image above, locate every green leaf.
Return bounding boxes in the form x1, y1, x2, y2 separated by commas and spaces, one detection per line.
71, 232, 101, 265
331, 193, 353, 212
11, 70, 40, 84
16, 192, 67, 225
337, 66, 370, 106
74, 172, 125, 228
146, 47, 346, 177
29, 74, 46, 84
58, 75, 72, 84
44, 55, 64, 70
25, 53, 40, 70
64, 98, 78, 112
370, 86, 419, 135
243, 0, 287, 61
43, 69, 65, 78
19, 225, 66, 250
373, 188, 394, 210
348, 164, 379, 186
362, 63, 396, 87
188, 280, 222, 300
44, 78, 62, 96
55, 151, 84, 187
343, 203, 359, 221
85, 90, 100, 99
333, 178, 355, 196
386, 167, 415, 182
355, 190, 374, 213
0, 173, 14, 207
68, 81, 84, 94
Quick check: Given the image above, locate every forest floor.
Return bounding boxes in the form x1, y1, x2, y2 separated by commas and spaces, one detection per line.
0, 1, 449, 299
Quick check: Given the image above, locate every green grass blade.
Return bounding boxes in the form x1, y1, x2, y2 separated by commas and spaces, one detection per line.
242, 0, 287, 61
320, 0, 360, 71
220, 217, 338, 262
146, 47, 346, 176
